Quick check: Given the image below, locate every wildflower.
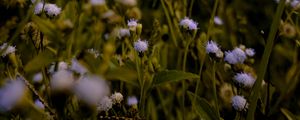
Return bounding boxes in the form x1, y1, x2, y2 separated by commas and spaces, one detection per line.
51, 70, 74, 91
214, 16, 223, 25
179, 17, 198, 30
231, 95, 248, 111
233, 72, 256, 88
281, 22, 296, 38
245, 48, 255, 57
34, 99, 44, 109
0, 43, 16, 57
134, 39, 148, 52
291, 0, 300, 8
206, 40, 220, 54
219, 83, 235, 105
90, 0, 106, 6
118, 28, 131, 38
0, 79, 26, 111
115, 0, 137, 7
44, 3, 61, 16
71, 58, 88, 75
127, 19, 138, 31
34, 2, 44, 15
33, 72, 43, 83
111, 92, 123, 104
58, 61, 68, 70
224, 48, 247, 64
74, 75, 110, 105
127, 96, 138, 106
87, 48, 100, 58
97, 96, 113, 112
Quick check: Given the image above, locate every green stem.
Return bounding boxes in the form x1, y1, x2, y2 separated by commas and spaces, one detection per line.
212, 61, 220, 119
246, 0, 285, 120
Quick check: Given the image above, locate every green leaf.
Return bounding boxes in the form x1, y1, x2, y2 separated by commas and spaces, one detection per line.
105, 67, 138, 87
187, 91, 219, 120
281, 108, 297, 120
152, 70, 199, 87
32, 16, 60, 41
24, 50, 56, 72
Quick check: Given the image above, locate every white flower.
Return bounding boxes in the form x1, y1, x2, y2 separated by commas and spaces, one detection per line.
90, 0, 106, 6
33, 72, 43, 83
127, 19, 138, 31
118, 28, 131, 38
51, 70, 74, 91
231, 95, 248, 111
34, 99, 44, 109
214, 16, 223, 25
224, 48, 247, 64
0, 79, 26, 111
234, 72, 256, 88
134, 39, 148, 52
291, 0, 300, 8
245, 48, 255, 57
127, 96, 138, 106
97, 96, 113, 112
115, 0, 137, 6
34, 2, 44, 15
74, 75, 110, 105
44, 3, 61, 16
179, 17, 198, 30
111, 92, 123, 104
206, 40, 220, 54
71, 59, 88, 75
58, 61, 68, 70
0, 43, 16, 57
87, 48, 100, 58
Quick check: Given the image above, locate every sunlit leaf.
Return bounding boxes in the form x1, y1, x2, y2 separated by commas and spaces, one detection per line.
281, 108, 297, 120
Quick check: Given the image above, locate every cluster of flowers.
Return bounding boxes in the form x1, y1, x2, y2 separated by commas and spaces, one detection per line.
205, 41, 256, 111
33, 1, 61, 17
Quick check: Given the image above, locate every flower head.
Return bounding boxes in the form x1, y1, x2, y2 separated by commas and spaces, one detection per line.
233, 72, 256, 88
134, 39, 148, 52
33, 72, 43, 83
127, 19, 138, 31
245, 48, 255, 57
111, 92, 123, 104
206, 40, 220, 54
51, 70, 74, 91
44, 3, 61, 16
71, 58, 88, 75
90, 0, 106, 6
74, 75, 110, 105
214, 16, 223, 25
34, 99, 44, 109
34, 2, 44, 15
127, 96, 138, 106
224, 48, 247, 64
231, 95, 248, 111
97, 96, 113, 112
0, 43, 16, 57
118, 28, 131, 38
0, 79, 26, 111
179, 17, 198, 30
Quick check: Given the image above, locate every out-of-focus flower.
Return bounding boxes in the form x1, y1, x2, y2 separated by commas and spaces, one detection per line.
101, 10, 115, 19
0, 79, 26, 111
118, 28, 131, 38
74, 75, 110, 106
90, 0, 106, 6
245, 48, 255, 57
127, 96, 138, 106
179, 17, 198, 30
281, 22, 296, 38
111, 92, 123, 104
97, 96, 113, 112
0, 43, 16, 57
51, 70, 74, 91
127, 19, 138, 31
44, 3, 61, 16
33, 72, 43, 83
34, 2, 44, 15
224, 48, 247, 64
34, 99, 44, 109
134, 39, 148, 52
71, 59, 88, 75
231, 95, 248, 111
206, 41, 220, 53
233, 72, 256, 88
219, 83, 235, 105
214, 16, 223, 25
87, 48, 100, 58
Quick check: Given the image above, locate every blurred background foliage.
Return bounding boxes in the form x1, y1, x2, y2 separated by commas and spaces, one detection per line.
0, 0, 300, 120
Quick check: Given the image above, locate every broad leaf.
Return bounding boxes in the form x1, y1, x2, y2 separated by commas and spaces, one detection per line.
24, 50, 56, 72
187, 91, 219, 120
152, 70, 199, 87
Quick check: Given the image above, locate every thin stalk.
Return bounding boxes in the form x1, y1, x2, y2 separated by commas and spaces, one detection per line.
188, 0, 195, 17
246, 0, 285, 120
212, 61, 220, 119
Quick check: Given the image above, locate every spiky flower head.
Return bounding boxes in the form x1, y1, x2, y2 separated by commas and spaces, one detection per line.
44, 3, 61, 16
111, 92, 123, 104
224, 48, 247, 64
34, 2, 44, 15
231, 95, 248, 111
0, 43, 16, 57
134, 39, 148, 52
233, 72, 256, 88
127, 19, 138, 31
97, 96, 113, 112
179, 17, 198, 30
118, 28, 131, 38
245, 48, 255, 57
